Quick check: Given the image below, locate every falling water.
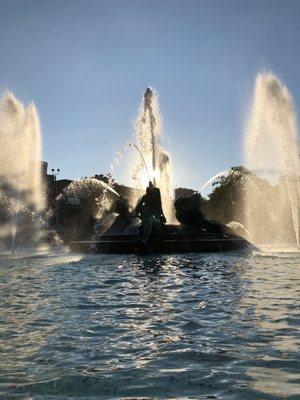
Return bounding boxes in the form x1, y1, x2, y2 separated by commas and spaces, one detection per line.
109, 141, 151, 188
244, 72, 300, 247
199, 170, 230, 198
0, 92, 44, 249
11, 223, 16, 254
133, 87, 174, 222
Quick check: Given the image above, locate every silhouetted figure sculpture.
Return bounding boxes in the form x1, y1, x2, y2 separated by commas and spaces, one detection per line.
135, 181, 166, 244
113, 196, 131, 219
174, 193, 224, 233
100, 195, 134, 234
110, 196, 132, 232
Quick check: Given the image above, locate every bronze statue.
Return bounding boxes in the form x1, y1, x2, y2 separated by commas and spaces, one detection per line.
135, 181, 166, 244
174, 193, 224, 233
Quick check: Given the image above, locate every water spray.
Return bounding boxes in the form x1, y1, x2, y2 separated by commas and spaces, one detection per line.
244, 72, 300, 248
128, 142, 151, 183
199, 170, 230, 197
143, 87, 157, 185
11, 223, 16, 255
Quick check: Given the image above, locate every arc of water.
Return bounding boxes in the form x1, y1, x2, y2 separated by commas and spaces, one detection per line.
199, 170, 230, 195
128, 142, 151, 183
109, 140, 152, 186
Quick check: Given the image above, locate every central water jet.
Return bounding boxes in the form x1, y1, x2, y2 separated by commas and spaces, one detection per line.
133, 87, 174, 222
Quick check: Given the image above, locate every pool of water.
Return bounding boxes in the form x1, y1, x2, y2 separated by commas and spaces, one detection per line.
0, 250, 299, 399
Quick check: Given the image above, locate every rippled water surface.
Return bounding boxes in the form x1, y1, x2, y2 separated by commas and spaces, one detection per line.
0, 250, 299, 399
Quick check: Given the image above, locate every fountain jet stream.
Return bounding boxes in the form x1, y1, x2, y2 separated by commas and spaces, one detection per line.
144, 88, 158, 186
132, 87, 174, 222
244, 72, 300, 247
0, 92, 44, 250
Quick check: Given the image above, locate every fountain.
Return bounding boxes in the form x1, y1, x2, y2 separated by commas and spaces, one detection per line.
244, 72, 300, 248
62, 88, 175, 242
69, 87, 251, 253
132, 87, 174, 222
0, 92, 44, 251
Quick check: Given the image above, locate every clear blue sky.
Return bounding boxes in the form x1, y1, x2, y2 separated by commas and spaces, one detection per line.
1, 0, 300, 189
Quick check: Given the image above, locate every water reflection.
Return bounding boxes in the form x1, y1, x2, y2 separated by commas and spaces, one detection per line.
234, 252, 300, 397
0, 251, 299, 399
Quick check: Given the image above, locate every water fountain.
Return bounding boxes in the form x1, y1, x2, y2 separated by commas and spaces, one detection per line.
244, 72, 300, 248
0, 92, 44, 251
132, 87, 174, 222
65, 88, 175, 242
70, 87, 251, 253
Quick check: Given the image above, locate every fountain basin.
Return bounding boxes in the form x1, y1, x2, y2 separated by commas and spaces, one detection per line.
69, 225, 252, 254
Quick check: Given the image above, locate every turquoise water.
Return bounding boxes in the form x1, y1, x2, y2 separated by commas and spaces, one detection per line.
0, 251, 299, 399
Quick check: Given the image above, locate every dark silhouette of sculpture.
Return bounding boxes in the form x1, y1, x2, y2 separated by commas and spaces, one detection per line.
110, 196, 132, 232
135, 181, 166, 244
174, 193, 224, 233
113, 196, 130, 218
97, 195, 133, 235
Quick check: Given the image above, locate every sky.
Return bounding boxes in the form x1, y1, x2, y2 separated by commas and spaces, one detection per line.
0, 0, 300, 190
